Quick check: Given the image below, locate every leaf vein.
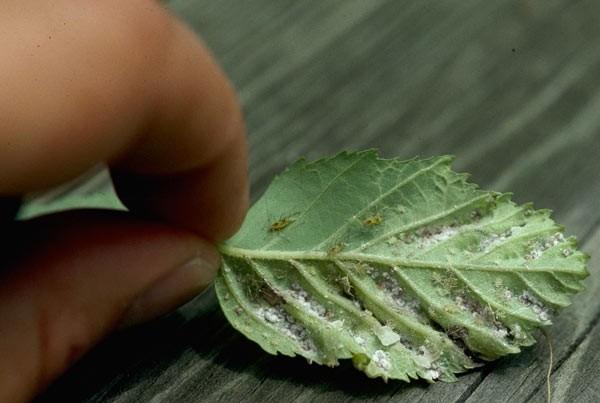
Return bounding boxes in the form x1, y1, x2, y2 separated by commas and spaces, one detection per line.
316, 156, 451, 249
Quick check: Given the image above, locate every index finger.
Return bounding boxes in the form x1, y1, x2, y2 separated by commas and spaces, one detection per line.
0, 0, 248, 240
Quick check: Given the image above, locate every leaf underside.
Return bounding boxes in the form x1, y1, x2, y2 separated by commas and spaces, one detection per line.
215, 151, 588, 383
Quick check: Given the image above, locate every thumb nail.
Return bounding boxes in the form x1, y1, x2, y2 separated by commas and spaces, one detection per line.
119, 251, 220, 328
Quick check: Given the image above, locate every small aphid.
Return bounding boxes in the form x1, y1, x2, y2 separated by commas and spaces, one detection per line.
337, 276, 354, 297
354, 262, 369, 275
510, 324, 524, 340
432, 272, 444, 286
259, 285, 283, 306
328, 242, 346, 256
269, 216, 295, 232
385, 236, 399, 246
432, 271, 459, 292
443, 304, 460, 314
561, 248, 573, 257
420, 227, 434, 238
470, 210, 482, 220
401, 232, 417, 244
363, 213, 383, 226
446, 326, 469, 348
234, 306, 243, 315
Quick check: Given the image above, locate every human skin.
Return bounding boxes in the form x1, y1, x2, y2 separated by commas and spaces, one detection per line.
0, 1, 248, 401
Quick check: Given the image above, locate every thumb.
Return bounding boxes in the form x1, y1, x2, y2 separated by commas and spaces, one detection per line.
0, 210, 219, 402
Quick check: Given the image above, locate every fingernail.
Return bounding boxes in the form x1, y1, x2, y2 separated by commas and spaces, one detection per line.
119, 251, 220, 328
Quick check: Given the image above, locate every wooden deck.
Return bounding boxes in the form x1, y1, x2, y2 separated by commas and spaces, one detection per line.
37, 0, 600, 401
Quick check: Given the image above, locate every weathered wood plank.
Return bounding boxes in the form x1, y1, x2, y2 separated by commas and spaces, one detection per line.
545, 306, 600, 402
34, 0, 600, 401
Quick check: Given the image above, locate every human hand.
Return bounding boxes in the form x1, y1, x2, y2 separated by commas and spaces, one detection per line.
0, 1, 248, 401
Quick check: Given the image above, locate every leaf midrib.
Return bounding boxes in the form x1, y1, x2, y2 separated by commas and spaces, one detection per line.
218, 245, 586, 276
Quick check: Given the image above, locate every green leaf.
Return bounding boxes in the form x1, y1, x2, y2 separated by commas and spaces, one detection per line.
215, 151, 588, 382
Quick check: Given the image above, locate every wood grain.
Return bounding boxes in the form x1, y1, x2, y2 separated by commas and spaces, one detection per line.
36, 0, 600, 401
